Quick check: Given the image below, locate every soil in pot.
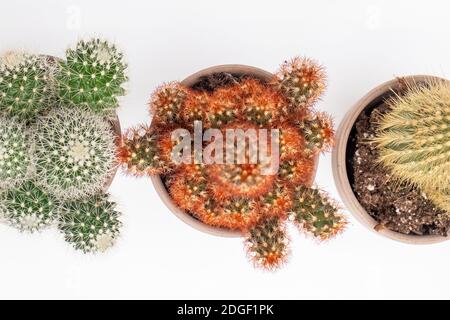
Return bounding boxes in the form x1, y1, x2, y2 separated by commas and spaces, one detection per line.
347, 79, 450, 236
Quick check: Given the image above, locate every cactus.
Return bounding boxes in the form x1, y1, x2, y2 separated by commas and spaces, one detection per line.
259, 183, 292, 217
55, 38, 127, 114
0, 51, 52, 120
169, 173, 209, 213
0, 115, 34, 189
298, 112, 335, 155
273, 57, 326, 111
279, 157, 315, 185
58, 193, 121, 253
240, 79, 284, 126
290, 185, 346, 240
182, 91, 209, 125
374, 80, 450, 212
120, 57, 346, 270
0, 181, 57, 232
34, 108, 116, 200
245, 216, 289, 270
118, 124, 169, 176
149, 82, 188, 126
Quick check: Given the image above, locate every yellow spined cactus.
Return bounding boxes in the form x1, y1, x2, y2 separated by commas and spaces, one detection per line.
375, 80, 450, 212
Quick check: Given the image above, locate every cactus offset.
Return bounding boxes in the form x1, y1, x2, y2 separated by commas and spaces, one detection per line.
58, 193, 121, 253
298, 112, 335, 155
245, 216, 289, 270
0, 52, 52, 120
290, 185, 346, 240
150, 82, 188, 126
34, 108, 116, 199
1, 181, 57, 232
273, 57, 326, 111
0, 115, 34, 189
118, 124, 169, 176
56, 38, 127, 114
374, 80, 450, 212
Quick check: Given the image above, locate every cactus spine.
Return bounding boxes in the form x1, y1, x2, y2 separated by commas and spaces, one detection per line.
0, 38, 126, 254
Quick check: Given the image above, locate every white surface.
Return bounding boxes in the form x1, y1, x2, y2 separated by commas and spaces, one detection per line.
0, 0, 449, 300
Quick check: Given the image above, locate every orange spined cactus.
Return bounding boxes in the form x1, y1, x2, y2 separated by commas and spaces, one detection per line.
120, 57, 347, 270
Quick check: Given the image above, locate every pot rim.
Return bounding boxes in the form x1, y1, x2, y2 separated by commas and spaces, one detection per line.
151, 64, 319, 238
332, 75, 448, 244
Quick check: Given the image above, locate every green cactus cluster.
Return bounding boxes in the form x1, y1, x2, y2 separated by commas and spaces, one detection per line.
0, 38, 126, 254
298, 113, 335, 155
119, 57, 346, 270
375, 80, 450, 212
55, 38, 128, 115
150, 82, 188, 125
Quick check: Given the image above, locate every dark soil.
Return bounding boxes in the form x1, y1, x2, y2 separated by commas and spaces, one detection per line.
191, 72, 247, 92
347, 82, 450, 236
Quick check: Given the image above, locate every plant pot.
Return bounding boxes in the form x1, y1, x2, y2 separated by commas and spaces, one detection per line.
332, 75, 448, 244
151, 64, 319, 237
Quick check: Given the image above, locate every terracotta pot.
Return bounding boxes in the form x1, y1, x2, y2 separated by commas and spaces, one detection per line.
332, 75, 448, 244
151, 64, 319, 237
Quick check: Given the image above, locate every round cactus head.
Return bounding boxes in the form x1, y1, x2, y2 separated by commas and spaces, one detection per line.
118, 124, 170, 176
58, 193, 121, 253
374, 80, 450, 212
0, 51, 52, 120
1, 181, 57, 232
273, 57, 326, 111
56, 38, 127, 114
149, 82, 188, 126
34, 108, 117, 199
0, 115, 34, 189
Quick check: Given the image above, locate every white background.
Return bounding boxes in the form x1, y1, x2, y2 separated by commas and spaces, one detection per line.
0, 0, 449, 300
